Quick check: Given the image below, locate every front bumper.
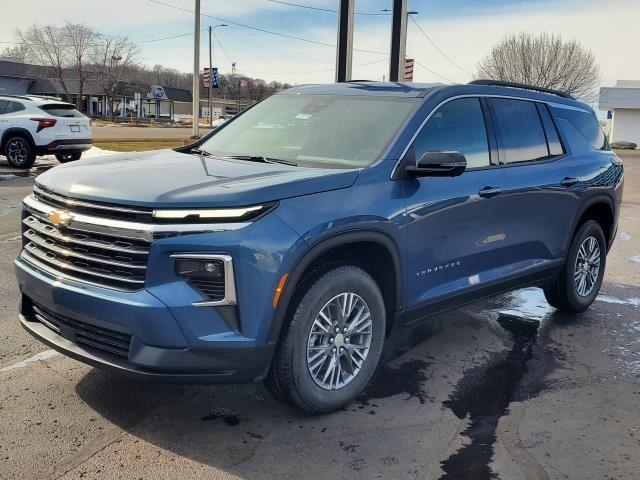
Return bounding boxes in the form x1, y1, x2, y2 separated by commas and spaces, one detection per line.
15, 257, 275, 383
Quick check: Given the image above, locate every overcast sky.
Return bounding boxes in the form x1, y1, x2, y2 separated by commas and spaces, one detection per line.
1, 0, 638, 88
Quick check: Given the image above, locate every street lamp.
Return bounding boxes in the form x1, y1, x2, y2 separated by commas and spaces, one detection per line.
208, 23, 227, 127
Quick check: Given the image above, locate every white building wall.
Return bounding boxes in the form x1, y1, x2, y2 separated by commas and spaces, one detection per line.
611, 109, 640, 145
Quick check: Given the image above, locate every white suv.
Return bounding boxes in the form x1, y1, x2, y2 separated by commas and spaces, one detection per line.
0, 95, 92, 169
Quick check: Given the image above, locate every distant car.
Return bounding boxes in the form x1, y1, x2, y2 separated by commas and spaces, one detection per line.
0, 95, 92, 169
211, 114, 235, 128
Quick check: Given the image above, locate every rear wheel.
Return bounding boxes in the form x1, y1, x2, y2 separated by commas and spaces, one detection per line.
267, 266, 386, 413
544, 220, 606, 312
55, 152, 82, 163
4, 136, 35, 169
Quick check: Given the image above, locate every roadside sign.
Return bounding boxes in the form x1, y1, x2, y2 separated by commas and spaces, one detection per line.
203, 67, 219, 88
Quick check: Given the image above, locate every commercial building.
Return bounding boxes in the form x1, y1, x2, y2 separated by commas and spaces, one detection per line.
599, 81, 640, 146
0, 59, 251, 121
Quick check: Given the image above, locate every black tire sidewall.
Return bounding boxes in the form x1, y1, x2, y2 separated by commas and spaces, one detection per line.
288, 267, 386, 412
56, 152, 82, 163
5, 137, 35, 169
562, 220, 606, 311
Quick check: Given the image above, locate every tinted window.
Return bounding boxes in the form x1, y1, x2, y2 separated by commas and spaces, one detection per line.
4, 101, 25, 114
536, 103, 564, 156
491, 98, 548, 164
413, 98, 490, 169
39, 104, 84, 118
0, 100, 8, 115
551, 107, 607, 150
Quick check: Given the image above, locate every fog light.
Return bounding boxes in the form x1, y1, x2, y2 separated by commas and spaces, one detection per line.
175, 258, 224, 279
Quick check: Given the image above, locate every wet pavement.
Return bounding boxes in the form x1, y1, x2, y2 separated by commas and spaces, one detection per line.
0, 152, 639, 479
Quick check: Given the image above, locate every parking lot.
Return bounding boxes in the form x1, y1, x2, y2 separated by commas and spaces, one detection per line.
0, 150, 639, 480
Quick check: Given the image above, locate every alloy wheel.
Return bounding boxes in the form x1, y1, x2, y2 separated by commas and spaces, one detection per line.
7, 140, 27, 164
307, 292, 373, 390
574, 235, 600, 297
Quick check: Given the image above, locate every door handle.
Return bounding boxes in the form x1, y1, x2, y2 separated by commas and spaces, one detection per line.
561, 177, 579, 187
478, 186, 502, 198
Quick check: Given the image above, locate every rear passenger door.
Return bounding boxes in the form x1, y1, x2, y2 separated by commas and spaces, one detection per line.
488, 97, 579, 270
0, 100, 10, 132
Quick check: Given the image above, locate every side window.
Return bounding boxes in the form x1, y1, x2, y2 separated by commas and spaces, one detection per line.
412, 97, 491, 169
4, 101, 25, 114
536, 103, 564, 156
0, 101, 8, 115
491, 98, 549, 164
550, 107, 607, 150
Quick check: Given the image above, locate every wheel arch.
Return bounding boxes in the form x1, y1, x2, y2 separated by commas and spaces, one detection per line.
1, 128, 35, 151
267, 229, 404, 344
569, 195, 615, 252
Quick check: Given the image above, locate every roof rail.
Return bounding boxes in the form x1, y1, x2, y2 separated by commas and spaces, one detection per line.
468, 79, 575, 100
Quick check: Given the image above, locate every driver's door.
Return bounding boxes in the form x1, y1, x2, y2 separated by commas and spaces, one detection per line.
402, 97, 510, 318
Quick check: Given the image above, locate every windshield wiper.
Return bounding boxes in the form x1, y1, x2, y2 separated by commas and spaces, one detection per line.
224, 155, 298, 166
191, 147, 213, 157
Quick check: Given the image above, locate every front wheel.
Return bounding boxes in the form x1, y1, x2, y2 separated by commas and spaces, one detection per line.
55, 152, 82, 163
544, 220, 606, 312
267, 266, 386, 413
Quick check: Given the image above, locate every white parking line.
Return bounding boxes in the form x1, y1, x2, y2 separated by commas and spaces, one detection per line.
0, 349, 60, 372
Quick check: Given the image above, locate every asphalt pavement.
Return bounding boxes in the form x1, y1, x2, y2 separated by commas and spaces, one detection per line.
0, 150, 639, 480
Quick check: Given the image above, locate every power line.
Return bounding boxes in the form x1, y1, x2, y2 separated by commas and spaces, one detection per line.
409, 16, 473, 77
266, 0, 391, 16
412, 58, 456, 83
146, 0, 388, 55
210, 28, 234, 65
240, 58, 388, 76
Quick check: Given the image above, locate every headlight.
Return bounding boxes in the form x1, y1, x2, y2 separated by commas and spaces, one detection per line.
153, 203, 275, 223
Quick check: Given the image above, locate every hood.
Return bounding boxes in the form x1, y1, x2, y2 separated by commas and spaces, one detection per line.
36, 149, 359, 207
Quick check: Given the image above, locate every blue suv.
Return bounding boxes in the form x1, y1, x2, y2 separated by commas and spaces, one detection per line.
15, 81, 623, 413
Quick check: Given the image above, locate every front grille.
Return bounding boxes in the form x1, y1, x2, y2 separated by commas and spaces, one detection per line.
21, 213, 150, 292
31, 302, 132, 358
34, 185, 154, 222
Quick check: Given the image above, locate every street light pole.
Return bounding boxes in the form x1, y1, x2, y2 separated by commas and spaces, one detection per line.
192, 0, 201, 138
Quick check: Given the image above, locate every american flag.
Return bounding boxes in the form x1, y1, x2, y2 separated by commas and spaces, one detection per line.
404, 58, 415, 82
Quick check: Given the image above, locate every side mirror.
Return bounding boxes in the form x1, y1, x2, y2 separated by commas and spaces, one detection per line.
406, 151, 467, 177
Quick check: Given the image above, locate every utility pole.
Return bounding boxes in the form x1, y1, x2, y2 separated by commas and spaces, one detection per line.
389, 0, 408, 82
208, 25, 212, 127
192, 0, 200, 137
335, 0, 354, 82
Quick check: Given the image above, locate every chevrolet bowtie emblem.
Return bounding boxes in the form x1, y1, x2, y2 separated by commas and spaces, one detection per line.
48, 210, 73, 227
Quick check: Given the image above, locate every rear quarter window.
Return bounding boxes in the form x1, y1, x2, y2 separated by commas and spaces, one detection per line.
39, 104, 85, 118
550, 107, 608, 151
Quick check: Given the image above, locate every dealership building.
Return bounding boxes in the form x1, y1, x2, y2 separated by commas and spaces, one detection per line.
0, 59, 249, 121
599, 80, 640, 147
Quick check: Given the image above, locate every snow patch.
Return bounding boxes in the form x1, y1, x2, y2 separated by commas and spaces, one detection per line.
597, 294, 640, 307
497, 287, 554, 321
631, 255, 640, 264
618, 232, 631, 241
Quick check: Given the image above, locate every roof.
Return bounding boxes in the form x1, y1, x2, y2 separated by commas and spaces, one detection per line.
280, 81, 441, 98
278, 81, 588, 110
599, 83, 640, 110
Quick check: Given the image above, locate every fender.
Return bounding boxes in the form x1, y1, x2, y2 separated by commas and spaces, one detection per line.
267, 229, 404, 344
1, 127, 35, 149
566, 193, 615, 252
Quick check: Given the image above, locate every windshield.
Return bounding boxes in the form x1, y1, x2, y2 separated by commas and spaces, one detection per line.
199, 95, 418, 168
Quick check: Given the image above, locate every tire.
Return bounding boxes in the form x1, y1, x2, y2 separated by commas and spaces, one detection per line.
4, 136, 35, 169
55, 152, 82, 163
267, 266, 386, 413
544, 220, 606, 313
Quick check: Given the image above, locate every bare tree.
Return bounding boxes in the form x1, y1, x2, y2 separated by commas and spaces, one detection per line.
63, 23, 98, 108
0, 43, 30, 62
92, 36, 139, 119
477, 33, 601, 99
17, 25, 73, 101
